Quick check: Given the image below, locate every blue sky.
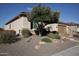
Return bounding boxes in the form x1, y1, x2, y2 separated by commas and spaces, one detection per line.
0, 3, 79, 28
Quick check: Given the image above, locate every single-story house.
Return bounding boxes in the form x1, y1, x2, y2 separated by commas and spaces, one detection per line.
4, 12, 31, 34
4, 12, 79, 37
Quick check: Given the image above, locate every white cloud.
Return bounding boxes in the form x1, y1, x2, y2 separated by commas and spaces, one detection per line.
27, 7, 32, 11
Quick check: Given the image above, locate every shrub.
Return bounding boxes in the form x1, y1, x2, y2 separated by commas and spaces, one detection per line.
47, 32, 60, 39
0, 30, 18, 44
21, 28, 31, 38
41, 38, 52, 43
0, 31, 4, 43
2, 30, 16, 44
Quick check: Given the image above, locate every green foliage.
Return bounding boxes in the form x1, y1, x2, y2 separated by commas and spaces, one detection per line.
0, 30, 18, 44
47, 32, 60, 39
28, 4, 60, 23
21, 28, 31, 38
51, 11, 60, 23
41, 37, 52, 43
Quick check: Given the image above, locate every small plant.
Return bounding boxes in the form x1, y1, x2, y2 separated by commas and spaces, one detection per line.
21, 28, 31, 38
41, 38, 52, 43
47, 32, 60, 39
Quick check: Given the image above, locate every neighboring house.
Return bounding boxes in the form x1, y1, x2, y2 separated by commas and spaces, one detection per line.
44, 22, 69, 37
58, 22, 78, 37
44, 22, 78, 37
4, 12, 31, 34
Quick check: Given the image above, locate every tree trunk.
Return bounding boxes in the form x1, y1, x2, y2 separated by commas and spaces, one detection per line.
37, 22, 44, 36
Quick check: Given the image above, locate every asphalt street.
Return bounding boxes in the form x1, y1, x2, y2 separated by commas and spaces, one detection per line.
53, 45, 79, 56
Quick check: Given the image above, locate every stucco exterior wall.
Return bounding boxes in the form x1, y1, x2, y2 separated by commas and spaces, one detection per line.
77, 27, 79, 32
66, 25, 77, 37
44, 23, 58, 32
4, 24, 10, 30
4, 16, 31, 34
58, 24, 68, 37
22, 17, 31, 29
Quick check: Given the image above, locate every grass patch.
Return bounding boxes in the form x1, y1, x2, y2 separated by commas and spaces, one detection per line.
21, 28, 32, 38
41, 37, 52, 43
47, 32, 60, 39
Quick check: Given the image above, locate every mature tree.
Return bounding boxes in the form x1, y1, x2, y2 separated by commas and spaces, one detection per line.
27, 4, 60, 36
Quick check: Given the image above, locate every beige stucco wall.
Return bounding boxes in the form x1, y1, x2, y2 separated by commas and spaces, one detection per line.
77, 27, 79, 32
22, 17, 31, 29
66, 26, 69, 34
4, 16, 31, 34
4, 24, 10, 30
44, 23, 58, 32
66, 25, 77, 37
69, 26, 77, 33
58, 24, 67, 37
